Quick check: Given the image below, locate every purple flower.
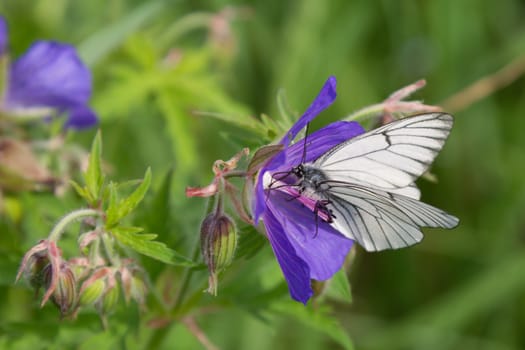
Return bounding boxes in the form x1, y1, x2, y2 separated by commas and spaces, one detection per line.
0, 16, 97, 129
253, 77, 365, 303
0, 17, 7, 56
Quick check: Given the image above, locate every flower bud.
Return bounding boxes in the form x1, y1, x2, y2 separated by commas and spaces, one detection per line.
200, 213, 237, 295
26, 252, 49, 291
78, 279, 105, 306
44, 263, 77, 316
98, 284, 119, 315
129, 276, 148, 306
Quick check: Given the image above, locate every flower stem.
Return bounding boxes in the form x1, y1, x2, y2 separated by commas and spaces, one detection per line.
145, 227, 202, 349
172, 230, 202, 314
158, 12, 213, 50
344, 103, 385, 122
48, 208, 100, 242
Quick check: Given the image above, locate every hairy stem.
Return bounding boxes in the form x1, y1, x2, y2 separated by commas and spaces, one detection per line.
48, 208, 100, 242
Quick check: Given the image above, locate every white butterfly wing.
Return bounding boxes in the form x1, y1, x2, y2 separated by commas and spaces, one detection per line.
314, 113, 453, 192
325, 184, 459, 252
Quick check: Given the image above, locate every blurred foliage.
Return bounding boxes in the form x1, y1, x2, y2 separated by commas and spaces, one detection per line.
1, 0, 525, 349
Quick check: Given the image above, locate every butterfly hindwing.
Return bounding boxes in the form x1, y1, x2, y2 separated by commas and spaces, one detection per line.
324, 183, 459, 252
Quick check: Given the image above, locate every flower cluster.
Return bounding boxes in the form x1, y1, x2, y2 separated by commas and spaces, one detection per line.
15, 135, 151, 321
16, 212, 148, 321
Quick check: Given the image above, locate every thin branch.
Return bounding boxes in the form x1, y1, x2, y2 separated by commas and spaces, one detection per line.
183, 317, 220, 350
441, 54, 525, 112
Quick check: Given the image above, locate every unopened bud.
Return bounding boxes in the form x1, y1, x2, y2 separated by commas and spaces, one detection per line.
44, 263, 77, 316
130, 276, 148, 306
27, 252, 49, 291
98, 284, 119, 315
200, 213, 237, 295
79, 279, 106, 306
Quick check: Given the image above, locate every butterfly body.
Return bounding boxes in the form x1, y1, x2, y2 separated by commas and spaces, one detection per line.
293, 164, 330, 197
288, 113, 459, 252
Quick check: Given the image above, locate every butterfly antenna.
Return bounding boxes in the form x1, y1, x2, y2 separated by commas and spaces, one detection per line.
301, 123, 310, 165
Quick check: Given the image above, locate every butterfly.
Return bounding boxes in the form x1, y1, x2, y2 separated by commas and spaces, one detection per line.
289, 112, 459, 252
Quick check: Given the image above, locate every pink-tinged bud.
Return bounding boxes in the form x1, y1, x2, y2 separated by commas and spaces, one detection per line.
99, 284, 119, 315
200, 213, 237, 295
43, 263, 77, 316
78, 279, 105, 307
130, 276, 147, 307
25, 251, 49, 291
120, 266, 147, 308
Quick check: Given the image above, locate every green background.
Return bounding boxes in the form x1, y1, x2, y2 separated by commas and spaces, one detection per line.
1, 0, 525, 349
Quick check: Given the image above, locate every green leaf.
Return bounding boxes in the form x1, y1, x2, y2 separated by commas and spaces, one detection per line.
84, 130, 104, 204
106, 168, 151, 227
111, 226, 196, 266
69, 180, 90, 202
276, 87, 296, 127
271, 301, 354, 350
193, 110, 266, 137
137, 168, 174, 235
260, 114, 281, 140
325, 268, 352, 304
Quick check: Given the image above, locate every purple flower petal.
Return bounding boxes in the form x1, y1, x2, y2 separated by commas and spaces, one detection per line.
254, 78, 339, 222
281, 76, 337, 146
267, 191, 353, 281
279, 120, 365, 170
5, 41, 96, 129
63, 105, 98, 129
0, 16, 7, 56
253, 121, 364, 223
264, 206, 313, 304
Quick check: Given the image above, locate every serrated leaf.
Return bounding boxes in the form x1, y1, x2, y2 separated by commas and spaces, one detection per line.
276, 87, 296, 126
193, 111, 265, 136
104, 182, 119, 224
106, 168, 151, 227
271, 301, 354, 350
325, 268, 352, 304
69, 180, 90, 202
260, 114, 281, 140
111, 227, 196, 266
137, 169, 174, 235
84, 131, 104, 203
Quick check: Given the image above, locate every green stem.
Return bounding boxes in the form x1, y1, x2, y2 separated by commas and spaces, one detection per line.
172, 235, 202, 314
223, 170, 248, 179
145, 223, 202, 349
48, 208, 100, 242
146, 194, 216, 348
158, 12, 214, 50
344, 103, 386, 122
101, 232, 121, 266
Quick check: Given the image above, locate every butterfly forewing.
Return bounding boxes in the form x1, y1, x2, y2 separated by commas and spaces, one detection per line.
314, 113, 454, 192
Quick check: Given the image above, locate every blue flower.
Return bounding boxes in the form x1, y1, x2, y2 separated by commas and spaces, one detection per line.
0, 16, 97, 129
253, 77, 365, 303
